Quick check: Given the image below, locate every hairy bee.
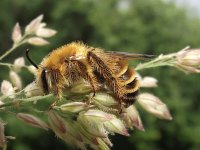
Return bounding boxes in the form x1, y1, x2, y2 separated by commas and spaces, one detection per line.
26, 42, 152, 108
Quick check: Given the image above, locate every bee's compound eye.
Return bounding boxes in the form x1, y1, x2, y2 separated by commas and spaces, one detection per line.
41, 69, 49, 94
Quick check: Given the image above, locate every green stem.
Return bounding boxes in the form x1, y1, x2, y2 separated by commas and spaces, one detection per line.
0, 34, 27, 61
0, 62, 29, 69
0, 94, 53, 109
135, 53, 176, 71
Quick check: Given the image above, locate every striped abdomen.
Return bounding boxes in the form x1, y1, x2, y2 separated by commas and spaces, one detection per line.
88, 49, 140, 108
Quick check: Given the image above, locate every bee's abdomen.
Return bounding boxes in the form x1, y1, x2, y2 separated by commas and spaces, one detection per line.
116, 63, 140, 107
88, 50, 140, 108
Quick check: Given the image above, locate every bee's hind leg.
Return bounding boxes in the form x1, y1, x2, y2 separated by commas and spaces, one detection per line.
48, 99, 60, 110
87, 85, 96, 105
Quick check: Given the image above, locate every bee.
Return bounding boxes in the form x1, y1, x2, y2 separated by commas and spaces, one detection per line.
26, 42, 152, 108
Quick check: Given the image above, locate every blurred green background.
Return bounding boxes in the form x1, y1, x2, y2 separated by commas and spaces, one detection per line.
0, 0, 200, 150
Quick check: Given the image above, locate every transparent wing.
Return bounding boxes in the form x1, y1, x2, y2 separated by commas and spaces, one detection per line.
106, 51, 155, 60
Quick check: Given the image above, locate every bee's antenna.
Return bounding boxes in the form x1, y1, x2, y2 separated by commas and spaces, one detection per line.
26, 49, 39, 69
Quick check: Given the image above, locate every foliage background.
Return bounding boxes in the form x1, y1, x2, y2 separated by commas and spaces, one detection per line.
0, 0, 200, 150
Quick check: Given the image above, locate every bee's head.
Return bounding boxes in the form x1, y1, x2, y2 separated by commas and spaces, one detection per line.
26, 49, 49, 95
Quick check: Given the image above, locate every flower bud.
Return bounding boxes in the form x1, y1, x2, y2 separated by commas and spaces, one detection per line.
77, 113, 108, 138
9, 71, 22, 90
36, 28, 57, 38
28, 65, 37, 74
123, 105, 145, 131
78, 123, 99, 145
92, 92, 118, 107
69, 79, 92, 94
138, 93, 172, 120
82, 109, 114, 122
141, 76, 158, 88
24, 82, 43, 97
176, 49, 200, 73
60, 102, 89, 113
48, 111, 83, 146
28, 37, 49, 46
13, 57, 25, 72
96, 138, 110, 150
176, 64, 200, 74
103, 118, 129, 136
16, 113, 49, 130
48, 110, 67, 136
12, 23, 22, 43
1, 80, 15, 98
25, 14, 43, 34
177, 49, 200, 66
102, 137, 113, 147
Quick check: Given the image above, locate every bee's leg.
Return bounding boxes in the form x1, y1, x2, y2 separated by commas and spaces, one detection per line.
48, 98, 60, 110
87, 77, 97, 104
117, 100, 123, 114
85, 70, 99, 105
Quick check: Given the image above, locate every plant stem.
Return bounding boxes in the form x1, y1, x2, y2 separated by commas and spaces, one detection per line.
0, 62, 29, 69
0, 34, 27, 61
135, 53, 176, 71
0, 94, 53, 109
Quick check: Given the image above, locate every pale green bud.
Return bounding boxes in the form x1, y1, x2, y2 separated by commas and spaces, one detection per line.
122, 105, 145, 131
69, 79, 92, 94
24, 82, 43, 97
60, 102, 89, 113
138, 93, 173, 120
81, 109, 114, 122
25, 14, 43, 34
92, 92, 118, 107
103, 118, 129, 136
78, 113, 108, 138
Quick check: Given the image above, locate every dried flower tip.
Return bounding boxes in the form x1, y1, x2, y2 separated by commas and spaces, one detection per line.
12, 23, 22, 44
123, 105, 145, 131
17, 113, 49, 130
92, 92, 118, 107
27, 37, 49, 46
141, 76, 158, 88
25, 14, 43, 34
82, 109, 114, 122
28, 65, 37, 74
9, 71, 22, 90
138, 93, 173, 120
60, 102, 89, 113
48, 111, 66, 135
69, 79, 92, 93
24, 82, 43, 97
36, 28, 57, 38
0, 80, 15, 98
0, 121, 6, 148
13, 57, 25, 72
104, 118, 129, 136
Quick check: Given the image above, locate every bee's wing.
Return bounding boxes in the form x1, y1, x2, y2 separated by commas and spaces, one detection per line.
106, 51, 154, 60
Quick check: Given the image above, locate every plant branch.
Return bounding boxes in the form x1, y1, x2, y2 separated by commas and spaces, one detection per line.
0, 94, 53, 109
135, 53, 177, 71
0, 34, 27, 61
0, 62, 29, 69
